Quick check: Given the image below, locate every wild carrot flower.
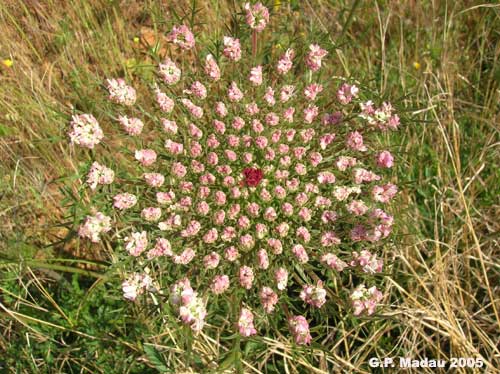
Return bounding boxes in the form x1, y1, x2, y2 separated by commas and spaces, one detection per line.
336, 156, 357, 171
173, 248, 196, 264
185, 81, 207, 99
360, 101, 400, 130
347, 200, 369, 216
72, 12, 401, 342
353, 168, 380, 184
228, 81, 244, 102
243, 167, 264, 187
179, 296, 207, 332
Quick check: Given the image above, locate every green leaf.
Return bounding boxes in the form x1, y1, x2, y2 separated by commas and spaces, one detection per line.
0, 124, 14, 136
144, 345, 168, 372
243, 340, 265, 356
217, 350, 237, 371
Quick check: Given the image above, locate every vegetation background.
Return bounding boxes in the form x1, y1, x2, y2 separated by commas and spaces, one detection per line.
0, 0, 498, 373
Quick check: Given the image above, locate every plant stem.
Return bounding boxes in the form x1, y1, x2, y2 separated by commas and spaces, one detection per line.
341, 0, 361, 37
252, 30, 257, 60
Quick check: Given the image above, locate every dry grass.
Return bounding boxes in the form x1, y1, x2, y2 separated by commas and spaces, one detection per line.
1, 0, 499, 373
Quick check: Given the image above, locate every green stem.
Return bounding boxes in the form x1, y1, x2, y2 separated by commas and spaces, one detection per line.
341, 0, 362, 37
1, 259, 106, 279
252, 30, 257, 60
231, 292, 243, 373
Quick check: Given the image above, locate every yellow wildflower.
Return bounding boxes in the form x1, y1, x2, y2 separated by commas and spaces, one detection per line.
125, 58, 137, 69
2, 59, 13, 68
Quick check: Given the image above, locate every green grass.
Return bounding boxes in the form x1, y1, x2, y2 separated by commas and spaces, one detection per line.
1, 1, 499, 373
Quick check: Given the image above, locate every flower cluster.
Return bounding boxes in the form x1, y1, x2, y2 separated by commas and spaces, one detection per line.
238, 307, 257, 337
78, 212, 111, 243
105, 78, 136, 106
170, 279, 207, 331
288, 315, 312, 345
71, 3, 400, 345
68, 114, 103, 149
166, 25, 195, 50
86, 161, 114, 190
122, 272, 155, 301
244, 2, 269, 33
350, 284, 384, 316
300, 281, 327, 308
